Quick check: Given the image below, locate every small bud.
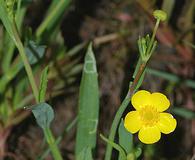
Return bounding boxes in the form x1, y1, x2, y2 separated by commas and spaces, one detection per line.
153, 10, 167, 21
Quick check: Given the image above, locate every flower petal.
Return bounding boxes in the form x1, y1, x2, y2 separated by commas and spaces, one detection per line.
124, 111, 142, 133
157, 113, 177, 134
131, 90, 151, 110
151, 92, 170, 112
138, 126, 161, 144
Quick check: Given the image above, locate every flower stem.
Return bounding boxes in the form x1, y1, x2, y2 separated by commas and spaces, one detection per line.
12, 21, 63, 160
104, 94, 130, 160
12, 21, 39, 102
44, 128, 63, 160
145, 19, 160, 56
105, 60, 146, 160
129, 62, 146, 94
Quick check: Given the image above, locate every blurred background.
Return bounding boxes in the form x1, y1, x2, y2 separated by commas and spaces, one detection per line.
0, 0, 195, 159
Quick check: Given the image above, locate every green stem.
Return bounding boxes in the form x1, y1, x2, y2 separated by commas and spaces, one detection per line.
12, 21, 39, 102
130, 62, 146, 94
105, 93, 130, 160
101, 134, 126, 160
105, 61, 146, 160
44, 128, 63, 160
146, 19, 160, 55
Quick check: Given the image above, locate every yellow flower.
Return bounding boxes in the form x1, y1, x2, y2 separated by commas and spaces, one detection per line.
124, 90, 177, 144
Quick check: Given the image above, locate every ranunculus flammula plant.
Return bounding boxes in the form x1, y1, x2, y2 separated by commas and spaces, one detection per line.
124, 90, 177, 144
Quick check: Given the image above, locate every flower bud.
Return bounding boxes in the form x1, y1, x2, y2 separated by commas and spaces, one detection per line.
153, 10, 167, 21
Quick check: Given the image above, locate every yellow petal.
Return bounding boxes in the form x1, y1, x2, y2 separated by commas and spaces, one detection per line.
124, 111, 142, 133
151, 92, 170, 112
157, 113, 177, 134
138, 126, 161, 144
131, 90, 151, 110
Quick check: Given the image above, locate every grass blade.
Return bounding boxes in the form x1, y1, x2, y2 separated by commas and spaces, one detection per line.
171, 107, 195, 119
146, 68, 195, 89
36, 0, 71, 39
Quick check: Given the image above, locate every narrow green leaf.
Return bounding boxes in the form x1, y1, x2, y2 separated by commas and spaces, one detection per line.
76, 147, 93, 160
171, 107, 195, 119
75, 43, 99, 157
118, 119, 133, 160
13, 77, 28, 110
0, 62, 22, 93
0, 0, 16, 43
0, 40, 46, 94
146, 68, 195, 89
2, 0, 26, 72
66, 42, 87, 57
32, 103, 54, 129
36, 0, 71, 38
38, 66, 49, 102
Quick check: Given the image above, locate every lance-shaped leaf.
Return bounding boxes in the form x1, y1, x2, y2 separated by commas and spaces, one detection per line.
75, 43, 99, 159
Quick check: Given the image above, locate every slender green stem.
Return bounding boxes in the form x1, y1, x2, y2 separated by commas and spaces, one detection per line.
105, 19, 161, 160
130, 62, 146, 94
101, 134, 126, 160
105, 94, 130, 160
105, 61, 146, 160
44, 128, 63, 160
12, 21, 39, 102
145, 19, 160, 56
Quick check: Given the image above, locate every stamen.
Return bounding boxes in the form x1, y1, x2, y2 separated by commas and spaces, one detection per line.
139, 105, 159, 126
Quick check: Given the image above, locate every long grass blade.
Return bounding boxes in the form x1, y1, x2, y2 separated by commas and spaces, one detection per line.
36, 0, 71, 38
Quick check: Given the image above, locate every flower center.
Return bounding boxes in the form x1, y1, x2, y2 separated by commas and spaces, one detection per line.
139, 105, 159, 126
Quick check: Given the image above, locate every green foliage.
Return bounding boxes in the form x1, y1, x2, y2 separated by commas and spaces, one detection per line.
0, 0, 15, 42
118, 119, 133, 160
36, 0, 71, 40
100, 134, 126, 160
39, 66, 49, 102
76, 147, 93, 160
32, 103, 54, 129
25, 40, 46, 65
1, 1, 194, 159
75, 43, 99, 158
134, 147, 142, 158
171, 107, 195, 119
132, 58, 146, 91
146, 68, 195, 89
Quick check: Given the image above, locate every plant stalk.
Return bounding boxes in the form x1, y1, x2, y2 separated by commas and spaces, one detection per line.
145, 19, 160, 56
12, 21, 39, 102
105, 61, 146, 160
44, 128, 63, 160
